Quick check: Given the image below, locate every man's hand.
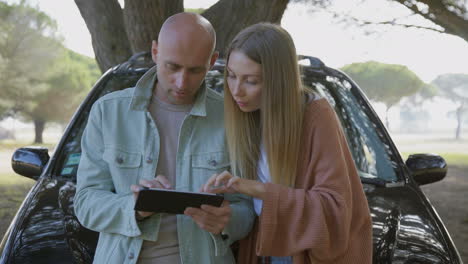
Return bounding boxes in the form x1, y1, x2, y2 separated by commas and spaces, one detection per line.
184, 200, 231, 235
131, 175, 172, 219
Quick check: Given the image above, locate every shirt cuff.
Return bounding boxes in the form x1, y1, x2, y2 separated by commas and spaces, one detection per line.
209, 231, 230, 256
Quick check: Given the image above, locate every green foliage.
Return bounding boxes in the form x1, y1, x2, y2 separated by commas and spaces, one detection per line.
0, 1, 61, 115
398, 83, 438, 132
0, 1, 100, 126
27, 47, 100, 124
419, 83, 438, 99
432, 73, 468, 139
431, 73, 468, 103
400, 83, 438, 108
184, 8, 206, 14
341, 61, 425, 109
0, 98, 11, 119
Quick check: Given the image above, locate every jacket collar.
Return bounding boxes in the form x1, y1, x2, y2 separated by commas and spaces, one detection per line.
129, 66, 207, 117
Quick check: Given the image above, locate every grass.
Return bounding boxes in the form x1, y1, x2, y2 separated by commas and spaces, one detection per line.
401, 152, 468, 168
0, 139, 56, 151
0, 172, 35, 186
0, 142, 40, 239
0, 181, 34, 239
438, 153, 468, 167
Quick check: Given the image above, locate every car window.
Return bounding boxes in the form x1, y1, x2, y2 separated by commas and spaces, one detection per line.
52, 73, 144, 180
52, 67, 398, 183
303, 72, 399, 182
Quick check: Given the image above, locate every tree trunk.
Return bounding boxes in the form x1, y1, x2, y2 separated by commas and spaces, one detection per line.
123, 0, 183, 54
393, 0, 468, 43
385, 105, 390, 131
75, 0, 468, 72
34, 119, 45, 144
75, 0, 291, 69
455, 102, 464, 140
75, 0, 132, 72
202, 0, 289, 58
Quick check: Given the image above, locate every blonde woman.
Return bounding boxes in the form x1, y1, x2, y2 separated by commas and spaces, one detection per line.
202, 23, 372, 264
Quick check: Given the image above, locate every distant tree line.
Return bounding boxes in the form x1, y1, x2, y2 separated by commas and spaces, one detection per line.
341, 62, 468, 139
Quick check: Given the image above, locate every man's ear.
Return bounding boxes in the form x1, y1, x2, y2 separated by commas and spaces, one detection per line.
151, 40, 158, 63
209, 51, 219, 69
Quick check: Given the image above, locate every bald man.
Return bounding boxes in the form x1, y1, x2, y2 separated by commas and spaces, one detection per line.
74, 13, 255, 264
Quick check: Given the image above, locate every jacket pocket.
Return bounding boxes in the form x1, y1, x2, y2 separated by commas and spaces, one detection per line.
103, 148, 142, 168
103, 147, 142, 192
192, 151, 230, 182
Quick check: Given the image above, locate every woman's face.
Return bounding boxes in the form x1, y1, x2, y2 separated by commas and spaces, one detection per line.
226, 50, 263, 112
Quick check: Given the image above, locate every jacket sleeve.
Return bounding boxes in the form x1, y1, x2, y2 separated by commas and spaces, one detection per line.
209, 181, 256, 256
255, 103, 361, 261
73, 101, 155, 240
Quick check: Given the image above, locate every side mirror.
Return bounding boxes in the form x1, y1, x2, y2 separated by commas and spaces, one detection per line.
405, 153, 447, 185
11, 146, 50, 181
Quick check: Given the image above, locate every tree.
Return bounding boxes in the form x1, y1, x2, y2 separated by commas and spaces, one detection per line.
0, 1, 61, 141
74, 0, 296, 72
341, 61, 425, 129
22, 48, 99, 143
0, 1, 61, 107
0, 1, 100, 143
399, 84, 437, 132
74, 0, 468, 73
431, 73, 468, 140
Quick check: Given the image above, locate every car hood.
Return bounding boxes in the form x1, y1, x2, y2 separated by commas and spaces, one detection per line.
1, 178, 459, 263
365, 184, 458, 263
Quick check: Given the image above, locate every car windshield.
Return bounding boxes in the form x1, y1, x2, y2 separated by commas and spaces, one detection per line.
51, 67, 399, 183
303, 71, 399, 183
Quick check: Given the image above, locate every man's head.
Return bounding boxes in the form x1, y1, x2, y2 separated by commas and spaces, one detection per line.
152, 12, 218, 105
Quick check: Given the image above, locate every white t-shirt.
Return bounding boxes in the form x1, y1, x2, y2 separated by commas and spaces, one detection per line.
254, 144, 269, 216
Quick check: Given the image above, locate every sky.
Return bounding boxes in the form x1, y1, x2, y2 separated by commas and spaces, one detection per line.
3, 0, 468, 133
23, 0, 468, 83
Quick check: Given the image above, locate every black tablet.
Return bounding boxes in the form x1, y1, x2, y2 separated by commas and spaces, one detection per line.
134, 188, 224, 214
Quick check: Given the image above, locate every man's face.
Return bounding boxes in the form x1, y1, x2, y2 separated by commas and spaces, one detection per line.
152, 40, 217, 105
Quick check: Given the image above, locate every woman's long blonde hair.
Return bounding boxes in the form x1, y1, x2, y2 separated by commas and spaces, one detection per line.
224, 23, 305, 186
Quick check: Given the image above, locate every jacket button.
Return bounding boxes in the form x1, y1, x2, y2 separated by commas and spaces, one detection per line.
146, 157, 153, 164
209, 160, 217, 167
128, 252, 134, 259
116, 157, 124, 164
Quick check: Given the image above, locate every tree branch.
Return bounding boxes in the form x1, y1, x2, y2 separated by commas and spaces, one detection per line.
393, 0, 468, 42
352, 17, 445, 34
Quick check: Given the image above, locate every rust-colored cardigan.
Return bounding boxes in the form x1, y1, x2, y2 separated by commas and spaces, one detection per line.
238, 99, 373, 264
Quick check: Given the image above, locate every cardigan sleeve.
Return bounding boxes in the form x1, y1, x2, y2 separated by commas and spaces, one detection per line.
256, 102, 359, 262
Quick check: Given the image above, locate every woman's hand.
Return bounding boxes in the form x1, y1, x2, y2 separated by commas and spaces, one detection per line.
201, 171, 241, 194
201, 171, 267, 199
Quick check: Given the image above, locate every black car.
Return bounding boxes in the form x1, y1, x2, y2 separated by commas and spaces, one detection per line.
0, 53, 462, 263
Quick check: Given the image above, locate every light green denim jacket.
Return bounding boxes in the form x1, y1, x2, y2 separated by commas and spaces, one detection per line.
74, 67, 255, 264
